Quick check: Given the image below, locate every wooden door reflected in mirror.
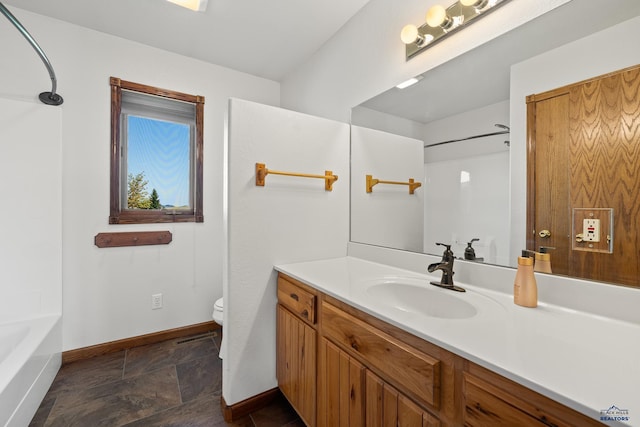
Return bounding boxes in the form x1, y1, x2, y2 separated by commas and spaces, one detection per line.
527, 64, 640, 287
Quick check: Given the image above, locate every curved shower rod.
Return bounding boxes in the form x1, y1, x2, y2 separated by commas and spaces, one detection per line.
0, 2, 63, 105
424, 124, 510, 148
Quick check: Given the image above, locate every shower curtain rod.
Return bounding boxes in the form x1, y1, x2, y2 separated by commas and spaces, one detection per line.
424, 124, 509, 148
0, 2, 63, 105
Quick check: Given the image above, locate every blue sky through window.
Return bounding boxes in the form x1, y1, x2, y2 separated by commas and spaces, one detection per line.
127, 115, 190, 208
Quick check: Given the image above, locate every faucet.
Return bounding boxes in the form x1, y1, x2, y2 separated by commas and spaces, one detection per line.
428, 243, 466, 292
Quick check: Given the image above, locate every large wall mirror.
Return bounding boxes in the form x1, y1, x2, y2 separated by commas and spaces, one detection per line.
350, 0, 640, 287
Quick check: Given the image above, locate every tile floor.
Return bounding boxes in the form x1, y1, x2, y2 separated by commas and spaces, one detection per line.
29, 331, 303, 427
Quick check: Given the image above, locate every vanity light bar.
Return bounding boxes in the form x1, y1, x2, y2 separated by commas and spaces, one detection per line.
401, 0, 512, 60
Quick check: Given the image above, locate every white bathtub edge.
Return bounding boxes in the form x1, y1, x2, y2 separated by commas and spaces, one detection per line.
6, 352, 61, 427
1, 315, 61, 427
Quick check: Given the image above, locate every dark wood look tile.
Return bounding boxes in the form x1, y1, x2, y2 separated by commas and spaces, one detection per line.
249, 393, 301, 427
124, 335, 215, 378
120, 394, 220, 427
176, 354, 222, 402
44, 366, 181, 427
46, 351, 126, 397
213, 330, 222, 353
28, 395, 56, 427
31, 332, 303, 427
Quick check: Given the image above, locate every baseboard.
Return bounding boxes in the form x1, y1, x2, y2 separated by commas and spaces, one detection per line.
62, 320, 220, 365
221, 388, 281, 422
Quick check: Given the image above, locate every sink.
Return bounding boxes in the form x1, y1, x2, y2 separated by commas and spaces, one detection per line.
365, 278, 478, 319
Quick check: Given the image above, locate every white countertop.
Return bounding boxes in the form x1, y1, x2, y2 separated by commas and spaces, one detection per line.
275, 256, 639, 426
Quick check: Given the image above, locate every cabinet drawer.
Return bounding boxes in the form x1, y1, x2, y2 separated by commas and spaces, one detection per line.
278, 275, 316, 324
463, 368, 606, 427
464, 373, 541, 427
321, 301, 440, 409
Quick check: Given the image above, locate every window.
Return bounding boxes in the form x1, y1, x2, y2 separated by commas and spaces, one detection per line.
110, 77, 204, 224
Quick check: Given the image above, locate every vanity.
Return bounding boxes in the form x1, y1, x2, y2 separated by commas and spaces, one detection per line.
274, 256, 638, 426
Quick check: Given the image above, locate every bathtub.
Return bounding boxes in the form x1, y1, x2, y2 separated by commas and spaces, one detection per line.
0, 315, 61, 427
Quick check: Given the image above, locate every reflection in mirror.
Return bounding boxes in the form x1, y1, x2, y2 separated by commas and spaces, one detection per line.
350, 0, 640, 286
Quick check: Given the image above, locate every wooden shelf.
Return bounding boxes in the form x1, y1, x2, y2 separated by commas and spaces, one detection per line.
94, 231, 172, 248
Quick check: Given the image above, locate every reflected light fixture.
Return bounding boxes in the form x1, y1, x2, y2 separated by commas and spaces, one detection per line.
166, 0, 208, 12
401, 0, 510, 60
396, 75, 424, 89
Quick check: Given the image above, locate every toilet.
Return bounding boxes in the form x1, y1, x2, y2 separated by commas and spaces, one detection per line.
212, 297, 225, 358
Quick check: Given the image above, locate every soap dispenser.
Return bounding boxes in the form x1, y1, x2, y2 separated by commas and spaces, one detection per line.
534, 246, 554, 274
464, 238, 480, 260
514, 250, 537, 308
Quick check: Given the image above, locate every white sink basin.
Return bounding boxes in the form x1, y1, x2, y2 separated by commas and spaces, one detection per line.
365, 278, 478, 319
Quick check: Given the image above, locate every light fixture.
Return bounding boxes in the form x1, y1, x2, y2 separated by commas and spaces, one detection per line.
460, 0, 490, 9
400, 25, 435, 47
401, 0, 511, 60
426, 5, 453, 30
166, 0, 208, 12
396, 75, 424, 89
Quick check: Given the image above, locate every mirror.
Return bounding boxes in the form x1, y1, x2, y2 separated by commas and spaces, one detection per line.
351, 0, 640, 285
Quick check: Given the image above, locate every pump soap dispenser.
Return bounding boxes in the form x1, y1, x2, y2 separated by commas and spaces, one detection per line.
534, 246, 554, 274
514, 250, 537, 308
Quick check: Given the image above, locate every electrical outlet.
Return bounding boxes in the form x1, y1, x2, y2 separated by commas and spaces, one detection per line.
151, 293, 163, 310
583, 218, 601, 242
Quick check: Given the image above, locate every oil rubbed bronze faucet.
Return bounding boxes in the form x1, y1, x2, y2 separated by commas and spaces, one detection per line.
428, 243, 466, 292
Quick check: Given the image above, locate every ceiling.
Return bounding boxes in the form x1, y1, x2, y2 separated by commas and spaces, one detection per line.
358, 0, 640, 125
2, 0, 371, 81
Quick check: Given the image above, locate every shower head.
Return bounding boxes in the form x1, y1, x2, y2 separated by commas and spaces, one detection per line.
495, 123, 510, 132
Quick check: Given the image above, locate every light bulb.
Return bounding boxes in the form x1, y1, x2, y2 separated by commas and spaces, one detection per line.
426, 5, 448, 27
400, 25, 419, 44
166, 0, 208, 12
460, 0, 489, 9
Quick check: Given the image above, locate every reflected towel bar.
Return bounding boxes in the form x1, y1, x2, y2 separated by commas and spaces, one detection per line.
366, 174, 421, 194
255, 163, 338, 191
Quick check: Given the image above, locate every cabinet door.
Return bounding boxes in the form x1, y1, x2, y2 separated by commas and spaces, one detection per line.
277, 305, 316, 427
366, 370, 440, 427
317, 337, 365, 427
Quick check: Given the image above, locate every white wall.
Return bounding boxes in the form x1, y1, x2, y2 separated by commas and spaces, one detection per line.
509, 14, 640, 265
421, 101, 510, 264
351, 106, 424, 140
1, 8, 279, 351
0, 98, 62, 321
351, 126, 424, 252
423, 100, 510, 158
424, 152, 510, 265
225, 99, 349, 405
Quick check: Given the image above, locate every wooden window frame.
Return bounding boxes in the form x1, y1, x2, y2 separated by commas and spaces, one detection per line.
109, 77, 204, 224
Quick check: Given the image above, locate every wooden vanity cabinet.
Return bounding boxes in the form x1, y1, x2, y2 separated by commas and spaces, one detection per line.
276, 273, 604, 427
317, 337, 366, 426
365, 371, 441, 427
463, 363, 604, 427
276, 275, 318, 427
